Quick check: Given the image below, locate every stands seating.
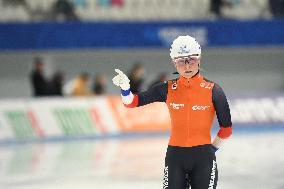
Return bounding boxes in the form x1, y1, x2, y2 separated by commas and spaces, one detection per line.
0, 0, 272, 22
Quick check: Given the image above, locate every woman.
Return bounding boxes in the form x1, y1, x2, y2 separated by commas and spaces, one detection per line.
112, 35, 232, 189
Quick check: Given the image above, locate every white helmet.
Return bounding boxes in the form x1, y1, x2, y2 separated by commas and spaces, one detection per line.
170, 35, 201, 59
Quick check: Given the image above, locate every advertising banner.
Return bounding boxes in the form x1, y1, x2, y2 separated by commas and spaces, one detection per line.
230, 96, 284, 124
108, 97, 170, 132
0, 95, 283, 142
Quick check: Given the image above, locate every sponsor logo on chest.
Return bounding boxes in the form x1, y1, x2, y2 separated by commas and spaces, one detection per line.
169, 103, 185, 110
192, 105, 211, 111
170, 103, 210, 111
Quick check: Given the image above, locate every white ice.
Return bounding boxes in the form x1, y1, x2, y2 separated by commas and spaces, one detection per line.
0, 131, 283, 189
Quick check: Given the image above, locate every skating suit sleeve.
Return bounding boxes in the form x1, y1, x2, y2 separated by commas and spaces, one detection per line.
212, 84, 232, 147
121, 82, 168, 108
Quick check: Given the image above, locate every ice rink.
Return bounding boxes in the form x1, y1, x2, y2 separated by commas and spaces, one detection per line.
0, 129, 284, 189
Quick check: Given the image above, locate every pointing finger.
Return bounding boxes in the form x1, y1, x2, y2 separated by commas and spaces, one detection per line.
115, 69, 124, 75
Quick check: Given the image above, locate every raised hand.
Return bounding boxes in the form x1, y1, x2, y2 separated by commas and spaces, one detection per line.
112, 69, 130, 90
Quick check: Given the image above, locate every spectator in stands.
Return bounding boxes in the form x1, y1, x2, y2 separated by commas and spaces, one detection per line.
148, 72, 168, 89
73, 0, 87, 8
111, 0, 124, 7
97, 0, 111, 8
210, 0, 232, 18
128, 62, 145, 93
30, 57, 48, 97
48, 71, 65, 96
51, 0, 79, 21
269, 0, 284, 17
71, 72, 92, 96
92, 74, 108, 95
2, 0, 28, 7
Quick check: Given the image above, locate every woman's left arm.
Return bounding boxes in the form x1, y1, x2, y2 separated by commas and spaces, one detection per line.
212, 84, 233, 151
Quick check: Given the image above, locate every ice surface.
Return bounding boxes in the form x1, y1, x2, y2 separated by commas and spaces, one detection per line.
0, 131, 283, 189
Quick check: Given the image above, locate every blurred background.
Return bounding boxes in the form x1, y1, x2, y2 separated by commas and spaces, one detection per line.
0, 0, 284, 189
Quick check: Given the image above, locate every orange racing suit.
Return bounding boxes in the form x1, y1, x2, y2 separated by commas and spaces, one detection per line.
122, 73, 232, 189
124, 73, 232, 147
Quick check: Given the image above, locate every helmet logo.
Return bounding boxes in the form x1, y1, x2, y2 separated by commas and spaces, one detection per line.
178, 45, 190, 55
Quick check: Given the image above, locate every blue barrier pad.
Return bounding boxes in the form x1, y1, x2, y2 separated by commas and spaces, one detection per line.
0, 19, 284, 50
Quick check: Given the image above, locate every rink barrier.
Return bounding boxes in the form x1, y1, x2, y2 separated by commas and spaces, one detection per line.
1, 19, 284, 50
0, 95, 283, 141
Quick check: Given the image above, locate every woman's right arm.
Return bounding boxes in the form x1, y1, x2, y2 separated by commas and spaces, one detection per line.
125, 82, 168, 108
112, 69, 167, 108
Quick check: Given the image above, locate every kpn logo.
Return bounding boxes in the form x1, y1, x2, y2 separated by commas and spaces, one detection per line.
192, 105, 210, 111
